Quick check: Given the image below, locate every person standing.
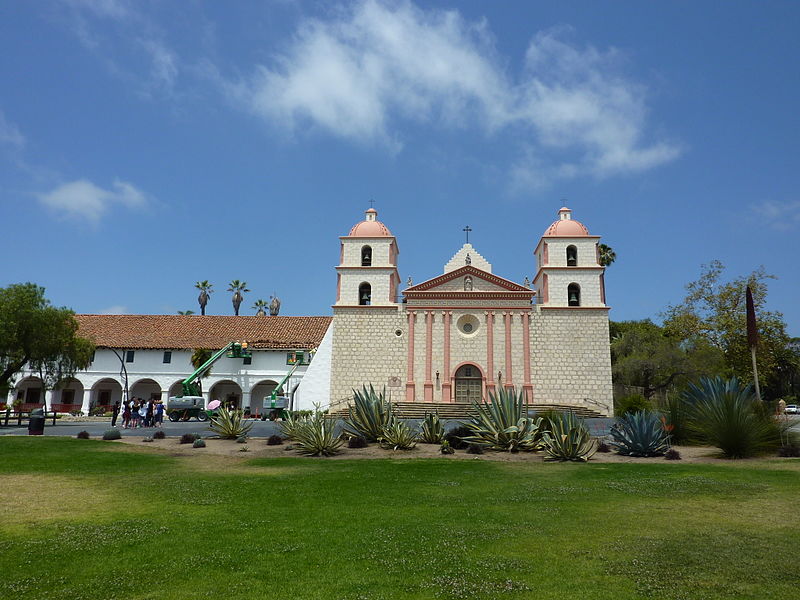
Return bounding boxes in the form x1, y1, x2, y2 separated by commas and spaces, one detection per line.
122, 400, 131, 429
111, 401, 120, 427
154, 400, 165, 428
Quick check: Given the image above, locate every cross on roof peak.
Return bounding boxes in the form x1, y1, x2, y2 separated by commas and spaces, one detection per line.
463, 225, 472, 244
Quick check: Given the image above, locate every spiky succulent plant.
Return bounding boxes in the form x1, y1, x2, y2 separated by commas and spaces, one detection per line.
379, 421, 418, 450
420, 411, 445, 444
209, 406, 253, 439
291, 411, 342, 456
343, 384, 395, 442
609, 410, 670, 457
542, 411, 596, 462
461, 387, 544, 452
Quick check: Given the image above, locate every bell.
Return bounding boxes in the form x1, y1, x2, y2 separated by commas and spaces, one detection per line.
361, 292, 371, 302
569, 291, 578, 304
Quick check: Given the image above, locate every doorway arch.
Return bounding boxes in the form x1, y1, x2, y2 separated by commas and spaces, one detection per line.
453, 363, 483, 404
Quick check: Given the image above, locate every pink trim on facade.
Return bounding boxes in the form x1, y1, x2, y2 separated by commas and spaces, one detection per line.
543, 274, 549, 304
504, 312, 513, 386
451, 361, 487, 402
485, 311, 495, 395
543, 242, 548, 265
406, 311, 416, 402
424, 311, 434, 402
522, 312, 533, 401
442, 311, 452, 402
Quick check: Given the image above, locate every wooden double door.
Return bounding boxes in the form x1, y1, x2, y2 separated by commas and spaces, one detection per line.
454, 364, 482, 403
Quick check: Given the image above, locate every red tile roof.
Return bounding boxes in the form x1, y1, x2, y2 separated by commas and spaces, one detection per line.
75, 315, 332, 350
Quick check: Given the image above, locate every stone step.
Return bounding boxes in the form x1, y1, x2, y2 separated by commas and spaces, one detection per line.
329, 401, 605, 420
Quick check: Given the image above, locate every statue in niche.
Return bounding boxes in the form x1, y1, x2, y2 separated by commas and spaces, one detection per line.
464, 276, 473, 291
269, 295, 281, 316
406, 276, 413, 287
465, 253, 472, 265
523, 276, 531, 289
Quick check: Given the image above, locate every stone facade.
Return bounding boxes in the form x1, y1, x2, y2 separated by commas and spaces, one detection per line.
329, 207, 614, 415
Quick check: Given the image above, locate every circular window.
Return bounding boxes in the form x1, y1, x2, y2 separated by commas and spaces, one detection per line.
456, 314, 480, 337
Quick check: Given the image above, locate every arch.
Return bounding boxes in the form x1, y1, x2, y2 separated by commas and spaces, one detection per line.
358, 282, 372, 306
168, 380, 185, 399
250, 379, 281, 417
566, 245, 577, 266
208, 380, 243, 410
14, 376, 45, 409
361, 245, 372, 266
91, 378, 123, 412
129, 378, 162, 402
452, 362, 484, 404
568, 283, 581, 307
52, 378, 84, 413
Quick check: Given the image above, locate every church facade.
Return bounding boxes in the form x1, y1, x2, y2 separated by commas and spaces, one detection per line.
325, 206, 613, 416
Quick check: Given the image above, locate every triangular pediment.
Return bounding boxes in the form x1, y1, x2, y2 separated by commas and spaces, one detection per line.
405, 265, 530, 294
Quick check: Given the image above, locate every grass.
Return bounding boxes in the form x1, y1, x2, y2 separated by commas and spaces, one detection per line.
0, 438, 799, 599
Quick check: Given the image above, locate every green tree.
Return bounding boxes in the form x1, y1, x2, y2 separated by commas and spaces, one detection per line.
598, 243, 616, 267
177, 310, 195, 315
195, 280, 213, 316
0, 283, 94, 400
610, 319, 724, 399
188, 348, 213, 395
252, 299, 268, 316
662, 261, 791, 401
227, 280, 250, 316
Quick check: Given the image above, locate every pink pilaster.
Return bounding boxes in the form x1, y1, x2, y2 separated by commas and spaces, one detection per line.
485, 311, 495, 396
522, 312, 533, 401
504, 312, 514, 389
405, 311, 416, 401
442, 311, 452, 402
424, 311, 434, 402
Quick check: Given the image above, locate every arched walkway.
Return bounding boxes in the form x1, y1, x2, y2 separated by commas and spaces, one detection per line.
52, 378, 84, 413
91, 378, 123, 414
14, 377, 45, 410
130, 378, 162, 402
250, 379, 280, 417
453, 363, 483, 404
209, 380, 243, 410
168, 380, 185, 399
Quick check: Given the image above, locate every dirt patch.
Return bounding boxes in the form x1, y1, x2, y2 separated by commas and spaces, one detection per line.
0, 474, 115, 525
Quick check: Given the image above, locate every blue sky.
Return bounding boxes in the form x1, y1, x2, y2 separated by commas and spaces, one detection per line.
1, 1, 798, 335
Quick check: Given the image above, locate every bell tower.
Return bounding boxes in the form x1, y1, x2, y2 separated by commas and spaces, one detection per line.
335, 208, 400, 306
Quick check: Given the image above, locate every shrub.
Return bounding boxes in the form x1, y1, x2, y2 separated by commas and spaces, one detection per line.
102, 429, 121, 441
609, 411, 671, 457
596, 440, 610, 453
342, 385, 394, 442
292, 410, 342, 457
420, 411, 445, 444
660, 394, 692, 445
209, 406, 253, 439
615, 394, 652, 417
683, 377, 783, 459
153, 430, 165, 440
379, 421, 418, 450
461, 387, 544, 452
142, 436, 153, 443
440, 440, 455, 455
238, 445, 249, 452
267, 434, 284, 446
180, 432, 199, 444
444, 425, 472, 450
347, 435, 368, 449
69, 410, 83, 417
236, 435, 247, 444
665, 448, 681, 460
193, 439, 206, 448
778, 444, 800, 457
76, 430, 90, 440
466, 443, 484, 455
542, 412, 596, 462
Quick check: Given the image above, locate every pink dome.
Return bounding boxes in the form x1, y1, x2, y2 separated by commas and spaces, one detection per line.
543, 207, 589, 237
347, 208, 393, 237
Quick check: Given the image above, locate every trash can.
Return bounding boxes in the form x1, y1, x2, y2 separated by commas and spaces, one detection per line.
28, 408, 45, 436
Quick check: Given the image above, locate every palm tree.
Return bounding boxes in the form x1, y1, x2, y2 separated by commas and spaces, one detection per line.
177, 310, 195, 315
189, 348, 213, 394
228, 280, 250, 316
599, 244, 616, 267
195, 281, 213, 315
253, 299, 268, 316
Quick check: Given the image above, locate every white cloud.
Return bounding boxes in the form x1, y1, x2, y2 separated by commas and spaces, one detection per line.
38, 178, 149, 224
753, 200, 800, 231
99, 305, 129, 315
229, 0, 680, 186
0, 110, 25, 149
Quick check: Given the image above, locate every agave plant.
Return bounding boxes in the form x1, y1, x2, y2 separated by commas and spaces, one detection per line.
461, 387, 544, 452
343, 385, 395, 442
542, 411, 596, 462
683, 376, 782, 458
209, 405, 254, 439
379, 421, 419, 450
609, 410, 670, 457
278, 411, 305, 440
291, 410, 342, 456
420, 411, 445, 444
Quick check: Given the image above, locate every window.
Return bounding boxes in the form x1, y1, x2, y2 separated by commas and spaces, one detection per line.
163, 351, 172, 364
568, 283, 581, 307
90, 351, 96, 363
358, 282, 372, 306
566, 245, 577, 266
361, 245, 372, 266
243, 355, 252, 365
125, 350, 135, 363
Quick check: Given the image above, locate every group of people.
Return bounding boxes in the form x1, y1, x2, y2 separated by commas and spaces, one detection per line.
111, 398, 166, 428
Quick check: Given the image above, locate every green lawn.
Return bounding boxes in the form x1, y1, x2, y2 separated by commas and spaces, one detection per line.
1, 437, 798, 600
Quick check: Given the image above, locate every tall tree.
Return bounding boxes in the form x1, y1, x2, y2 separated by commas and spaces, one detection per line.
177, 310, 195, 315
252, 299, 268, 316
662, 260, 791, 401
0, 283, 94, 400
228, 280, 250, 316
598, 243, 616, 267
195, 280, 213, 316
189, 348, 213, 395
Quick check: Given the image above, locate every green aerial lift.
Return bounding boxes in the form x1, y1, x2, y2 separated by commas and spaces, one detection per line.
167, 342, 252, 422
